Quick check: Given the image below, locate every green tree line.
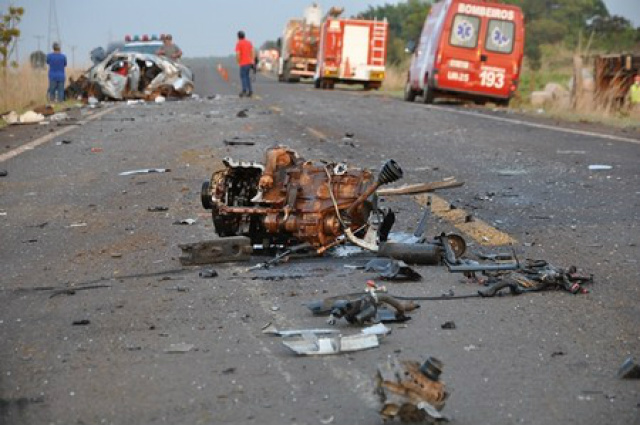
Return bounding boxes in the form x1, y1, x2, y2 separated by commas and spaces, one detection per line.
358, 0, 640, 68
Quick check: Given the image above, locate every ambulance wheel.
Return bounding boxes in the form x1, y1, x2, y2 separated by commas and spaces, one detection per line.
422, 84, 435, 104
497, 98, 510, 107
404, 82, 417, 102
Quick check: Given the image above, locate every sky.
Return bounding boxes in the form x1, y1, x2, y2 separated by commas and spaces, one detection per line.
3, 0, 640, 67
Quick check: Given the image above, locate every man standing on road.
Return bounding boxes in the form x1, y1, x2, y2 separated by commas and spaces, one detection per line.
235, 31, 254, 97
157, 34, 183, 61
46, 42, 67, 103
629, 75, 640, 113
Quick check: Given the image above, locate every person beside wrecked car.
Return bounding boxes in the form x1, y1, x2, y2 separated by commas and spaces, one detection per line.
156, 34, 182, 61
235, 31, 255, 97
46, 42, 67, 102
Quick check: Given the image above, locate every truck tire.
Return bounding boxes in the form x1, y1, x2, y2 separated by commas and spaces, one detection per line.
314, 78, 322, 89
422, 83, 435, 104
404, 81, 417, 102
283, 61, 291, 82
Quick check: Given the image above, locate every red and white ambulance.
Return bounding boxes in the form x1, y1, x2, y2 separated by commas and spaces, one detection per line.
405, 0, 524, 106
315, 16, 388, 90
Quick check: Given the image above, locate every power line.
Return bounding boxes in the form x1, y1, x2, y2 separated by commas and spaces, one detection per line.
47, 0, 61, 49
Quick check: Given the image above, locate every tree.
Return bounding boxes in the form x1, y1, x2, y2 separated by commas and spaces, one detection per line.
0, 6, 24, 68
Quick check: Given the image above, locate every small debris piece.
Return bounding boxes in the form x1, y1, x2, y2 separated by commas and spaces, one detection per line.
365, 258, 422, 281
178, 236, 252, 266
69, 222, 87, 228
155, 96, 166, 104
222, 367, 236, 375
18, 111, 45, 124
282, 333, 379, 355
270, 306, 280, 311
90, 147, 103, 153
173, 218, 196, 225
261, 323, 339, 337
361, 323, 392, 336
164, 343, 194, 353
223, 139, 255, 146
0, 170, 8, 177
72, 319, 91, 326
119, 168, 171, 176
110, 253, 122, 258
464, 344, 478, 352
199, 268, 218, 278
376, 356, 448, 422
147, 206, 169, 212
377, 180, 464, 196
441, 321, 456, 330
237, 109, 249, 118
618, 357, 640, 379
588, 164, 613, 171
497, 169, 527, 176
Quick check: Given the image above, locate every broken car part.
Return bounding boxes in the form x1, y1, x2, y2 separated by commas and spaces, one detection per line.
282, 333, 379, 355
364, 258, 422, 281
178, 236, 252, 266
618, 357, 640, 379
201, 146, 402, 250
119, 168, 171, 176
376, 356, 448, 422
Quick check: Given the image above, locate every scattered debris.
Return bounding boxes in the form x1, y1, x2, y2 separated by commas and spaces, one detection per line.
3, 110, 46, 125
496, 169, 527, 176
72, 319, 91, 326
464, 344, 478, 352
282, 332, 379, 355
364, 258, 422, 281
237, 109, 249, 118
262, 322, 340, 337
173, 218, 196, 225
68, 222, 87, 228
164, 343, 195, 353
90, 147, 103, 153
147, 206, 169, 212
618, 357, 640, 379
119, 168, 171, 176
55, 139, 72, 146
48, 284, 112, 299
199, 268, 218, 278
155, 96, 166, 104
223, 139, 255, 146
178, 236, 252, 266
49, 112, 70, 122
0, 170, 8, 177
376, 356, 448, 422
588, 164, 613, 171
441, 321, 456, 330
377, 179, 464, 196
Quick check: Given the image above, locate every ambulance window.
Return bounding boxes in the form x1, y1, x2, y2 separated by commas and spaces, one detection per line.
486, 20, 514, 53
450, 14, 480, 49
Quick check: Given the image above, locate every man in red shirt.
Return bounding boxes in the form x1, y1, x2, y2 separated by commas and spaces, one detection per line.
235, 31, 255, 97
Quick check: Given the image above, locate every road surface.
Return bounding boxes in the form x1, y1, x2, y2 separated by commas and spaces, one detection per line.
1, 59, 638, 425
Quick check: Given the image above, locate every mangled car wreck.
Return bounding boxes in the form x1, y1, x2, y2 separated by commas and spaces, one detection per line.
67, 51, 194, 101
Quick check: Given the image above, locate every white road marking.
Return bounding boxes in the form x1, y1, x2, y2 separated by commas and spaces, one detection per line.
0, 106, 118, 163
422, 104, 640, 145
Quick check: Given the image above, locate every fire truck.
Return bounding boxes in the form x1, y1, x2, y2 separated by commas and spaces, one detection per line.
314, 9, 389, 90
405, 0, 524, 106
278, 4, 322, 83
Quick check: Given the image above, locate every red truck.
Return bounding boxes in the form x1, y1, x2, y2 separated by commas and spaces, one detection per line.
278, 5, 322, 83
405, 0, 524, 106
314, 14, 389, 90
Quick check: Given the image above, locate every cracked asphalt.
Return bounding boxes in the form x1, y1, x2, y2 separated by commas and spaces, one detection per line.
1, 58, 638, 425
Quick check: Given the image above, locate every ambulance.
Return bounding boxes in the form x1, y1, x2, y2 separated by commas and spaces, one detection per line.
405, 0, 524, 106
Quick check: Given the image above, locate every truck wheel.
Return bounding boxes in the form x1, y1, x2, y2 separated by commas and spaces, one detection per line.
422, 83, 435, 104
404, 82, 417, 102
283, 61, 291, 82
314, 78, 322, 89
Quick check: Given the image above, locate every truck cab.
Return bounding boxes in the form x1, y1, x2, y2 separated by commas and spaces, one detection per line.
405, 0, 524, 106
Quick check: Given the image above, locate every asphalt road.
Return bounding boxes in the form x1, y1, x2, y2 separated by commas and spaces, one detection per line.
1, 59, 639, 425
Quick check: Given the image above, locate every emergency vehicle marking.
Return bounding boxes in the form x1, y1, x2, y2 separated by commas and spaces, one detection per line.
479, 69, 504, 88
457, 3, 515, 21
447, 70, 470, 82
454, 19, 475, 42
328, 21, 341, 32
449, 59, 470, 69
491, 27, 510, 47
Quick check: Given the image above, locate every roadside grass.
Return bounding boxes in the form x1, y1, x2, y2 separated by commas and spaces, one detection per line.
0, 66, 84, 129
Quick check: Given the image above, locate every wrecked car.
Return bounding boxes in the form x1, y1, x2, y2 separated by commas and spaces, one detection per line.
69, 51, 194, 101
201, 146, 403, 251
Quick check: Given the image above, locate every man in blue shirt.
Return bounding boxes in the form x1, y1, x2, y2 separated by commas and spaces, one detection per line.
46, 42, 67, 102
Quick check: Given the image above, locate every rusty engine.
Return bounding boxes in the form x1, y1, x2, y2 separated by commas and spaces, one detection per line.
201, 146, 402, 249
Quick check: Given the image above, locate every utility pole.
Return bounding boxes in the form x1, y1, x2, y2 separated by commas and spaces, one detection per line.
70, 45, 76, 68
47, 0, 61, 49
34, 35, 44, 52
